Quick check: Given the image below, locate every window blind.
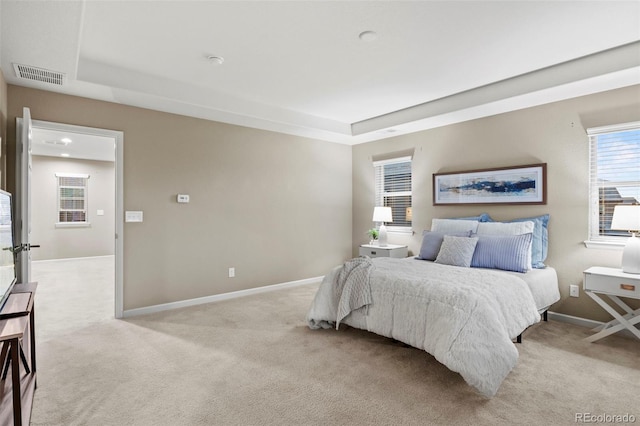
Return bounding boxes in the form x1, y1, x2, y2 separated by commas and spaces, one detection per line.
373, 156, 412, 232
56, 173, 89, 224
588, 122, 640, 241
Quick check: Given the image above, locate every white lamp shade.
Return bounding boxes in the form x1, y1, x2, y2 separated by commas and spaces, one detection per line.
372, 206, 393, 223
610, 205, 640, 232
611, 205, 640, 274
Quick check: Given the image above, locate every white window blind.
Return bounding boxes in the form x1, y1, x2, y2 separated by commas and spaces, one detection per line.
587, 122, 640, 242
373, 156, 412, 233
56, 173, 89, 224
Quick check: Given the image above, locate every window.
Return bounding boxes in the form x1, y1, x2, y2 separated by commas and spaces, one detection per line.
587, 122, 640, 244
373, 156, 412, 233
56, 173, 89, 226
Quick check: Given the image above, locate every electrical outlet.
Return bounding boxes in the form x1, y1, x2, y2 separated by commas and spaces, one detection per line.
570, 284, 579, 298
228, 267, 235, 278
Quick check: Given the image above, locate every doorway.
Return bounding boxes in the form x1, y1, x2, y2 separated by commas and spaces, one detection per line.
19, 118, 124, 327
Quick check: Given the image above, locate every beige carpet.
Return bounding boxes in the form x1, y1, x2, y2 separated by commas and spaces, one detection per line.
30, 282, 639, 426
32, 256, 115, 342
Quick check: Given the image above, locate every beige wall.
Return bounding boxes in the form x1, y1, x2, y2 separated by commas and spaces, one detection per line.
7, 85, 352, 310
5, 80, 639, 322
0, 69, 7, 189
353, 85, 640, 323
31, 156, 115, 261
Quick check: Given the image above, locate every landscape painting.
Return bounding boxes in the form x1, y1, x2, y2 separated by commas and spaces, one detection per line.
433, 163, 547, 205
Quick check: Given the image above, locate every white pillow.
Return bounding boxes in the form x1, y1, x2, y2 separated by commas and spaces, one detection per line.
431, 218, 479, 234
476, 221, 534, 269
476, 221, 534, 235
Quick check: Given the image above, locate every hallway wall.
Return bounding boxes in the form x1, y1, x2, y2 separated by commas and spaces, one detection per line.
31, 155, 115, 260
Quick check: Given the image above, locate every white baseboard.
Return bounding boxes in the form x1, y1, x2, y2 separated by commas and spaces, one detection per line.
548, 310, 639, 339
32, 254, 115, 263
547, 311, 603, 329
122, 276, 323, 318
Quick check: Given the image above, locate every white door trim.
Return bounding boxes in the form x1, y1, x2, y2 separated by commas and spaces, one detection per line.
16, 108, 32, 284
30, 120, 124, 319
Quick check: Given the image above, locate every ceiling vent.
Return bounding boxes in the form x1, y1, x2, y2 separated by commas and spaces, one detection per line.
13, 63, 66, 86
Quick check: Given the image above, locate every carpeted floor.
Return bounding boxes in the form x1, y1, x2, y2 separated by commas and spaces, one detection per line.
28, 277, 640, 426
32, 256, 115, 342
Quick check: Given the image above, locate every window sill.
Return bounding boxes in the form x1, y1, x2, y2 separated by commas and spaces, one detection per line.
56, 222, 91, 228
388, 228, 413, 236
583, 240, 625, 250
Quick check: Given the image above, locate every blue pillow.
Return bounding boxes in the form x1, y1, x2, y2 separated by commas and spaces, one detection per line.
506, 214, 549, 268
471, 233, 533, 273
416, 230, 472, 261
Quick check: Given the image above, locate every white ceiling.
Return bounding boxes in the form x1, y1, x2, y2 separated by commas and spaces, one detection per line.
31, 127, 115, 162
1, 1, 639, 146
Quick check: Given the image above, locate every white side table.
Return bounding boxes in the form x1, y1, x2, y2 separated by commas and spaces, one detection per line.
583, 266, 640, 342
359, 244, 408, 259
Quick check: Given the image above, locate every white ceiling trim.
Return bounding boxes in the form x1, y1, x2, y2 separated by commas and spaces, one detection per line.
76, 57, 352, 137
72, 41, 640, 145
352, 42, 640, 136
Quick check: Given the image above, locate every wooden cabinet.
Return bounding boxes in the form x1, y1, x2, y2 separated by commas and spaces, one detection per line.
0, 283, 37, 426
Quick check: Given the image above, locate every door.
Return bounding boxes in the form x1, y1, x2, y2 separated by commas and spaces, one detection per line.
26, 119, 124, 318
16, 107, 35, 283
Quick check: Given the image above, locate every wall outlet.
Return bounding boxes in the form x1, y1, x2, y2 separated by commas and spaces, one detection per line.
570, 284, 579, 298
228, 267, 235, 278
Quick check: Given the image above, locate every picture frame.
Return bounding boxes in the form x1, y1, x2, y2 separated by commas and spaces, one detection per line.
433, 163, 547, 205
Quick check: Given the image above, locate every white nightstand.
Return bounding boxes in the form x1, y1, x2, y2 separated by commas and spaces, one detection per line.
359, 244, 408, 259
583, 266, 640, 342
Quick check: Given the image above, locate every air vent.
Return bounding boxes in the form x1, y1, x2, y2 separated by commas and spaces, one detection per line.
13, 63, 66, 86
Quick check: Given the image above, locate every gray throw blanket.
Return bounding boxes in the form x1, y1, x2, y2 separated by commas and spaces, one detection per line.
334, 256, 374, 329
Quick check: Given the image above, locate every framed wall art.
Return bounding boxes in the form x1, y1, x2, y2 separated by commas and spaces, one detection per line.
433, 163, 547, 205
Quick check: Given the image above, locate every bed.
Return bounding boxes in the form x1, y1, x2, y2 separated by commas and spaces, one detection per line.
305, 216, 560, 397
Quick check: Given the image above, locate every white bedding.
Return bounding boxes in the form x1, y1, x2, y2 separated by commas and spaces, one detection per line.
306, 257, 547, 397
504, 266, 560, 313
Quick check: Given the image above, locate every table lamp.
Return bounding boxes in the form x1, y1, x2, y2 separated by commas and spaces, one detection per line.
610, 205, 640, 274
373, 206, 393, 247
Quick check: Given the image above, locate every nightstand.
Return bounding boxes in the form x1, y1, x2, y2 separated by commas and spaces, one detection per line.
583, 266, 640, 342
359, 244, 408, 259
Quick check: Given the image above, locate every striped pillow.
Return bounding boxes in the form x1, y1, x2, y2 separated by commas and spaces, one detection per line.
470, 233, 533, 273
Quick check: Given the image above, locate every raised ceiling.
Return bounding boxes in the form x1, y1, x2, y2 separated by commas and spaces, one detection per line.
31, 127, 115, 162
2, 1, 639, 144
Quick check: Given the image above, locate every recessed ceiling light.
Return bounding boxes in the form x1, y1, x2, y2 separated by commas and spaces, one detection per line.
60, 153, 70, 157
61, 137, 72, 143
44, 139, 70, 146
205, 55, 224, 65
359, 31, 378, 42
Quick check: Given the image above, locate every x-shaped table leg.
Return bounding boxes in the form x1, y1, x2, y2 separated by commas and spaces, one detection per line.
585, 291, 640, 342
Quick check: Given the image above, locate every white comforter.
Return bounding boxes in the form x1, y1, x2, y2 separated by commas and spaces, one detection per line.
306, 257, 541, 397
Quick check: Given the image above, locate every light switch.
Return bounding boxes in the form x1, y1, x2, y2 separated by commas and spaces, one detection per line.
177, 194, 190, 203
125, 211, 143, 222
97, 209, 105, 216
